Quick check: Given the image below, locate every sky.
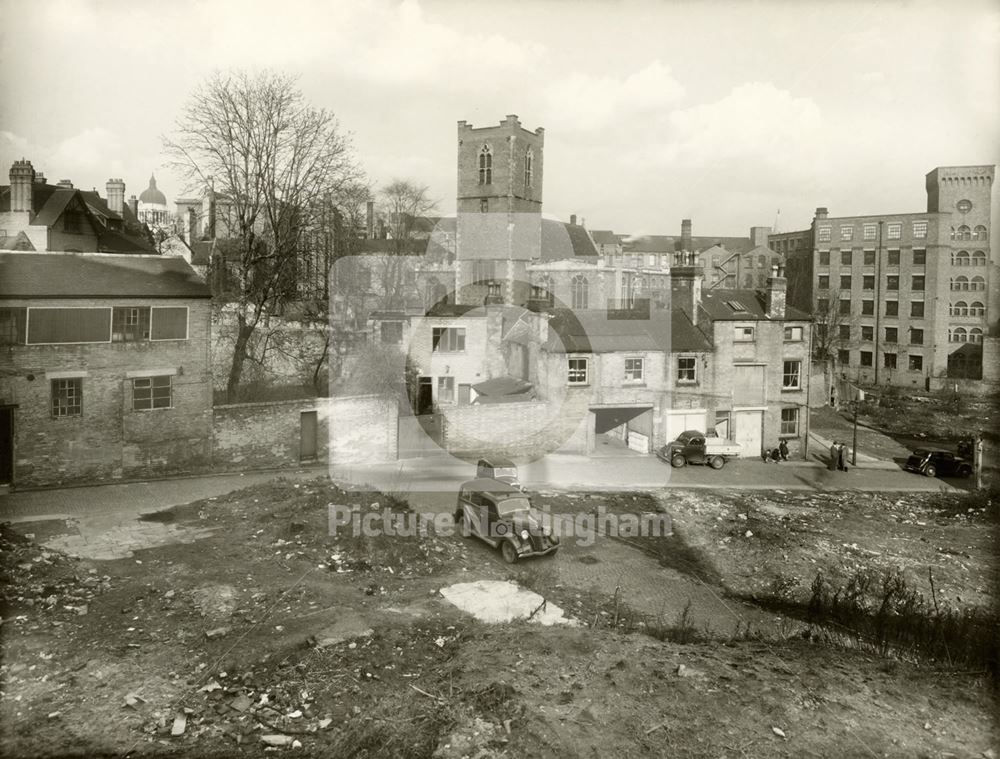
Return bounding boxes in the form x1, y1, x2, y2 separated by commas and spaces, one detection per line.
1, 0, 999, 237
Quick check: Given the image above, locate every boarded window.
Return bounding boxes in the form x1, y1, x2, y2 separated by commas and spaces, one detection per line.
133, 376, 172, 410
150, 307, 188, 340
28, 308, 110, 344
0, 307, 27, 345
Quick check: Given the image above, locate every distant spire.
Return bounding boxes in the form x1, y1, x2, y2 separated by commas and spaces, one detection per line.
773, 208, 781, 233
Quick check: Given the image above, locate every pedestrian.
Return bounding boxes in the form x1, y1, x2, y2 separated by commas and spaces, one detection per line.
838, 442, 849, 472
771, 446, 782, 463
779, 439, 789, 461
828, 441, 839, 471
761, 447, 771, 463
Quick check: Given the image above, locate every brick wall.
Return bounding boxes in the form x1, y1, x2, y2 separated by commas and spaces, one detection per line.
0, 297, 213, 488
212, 395, 397, 470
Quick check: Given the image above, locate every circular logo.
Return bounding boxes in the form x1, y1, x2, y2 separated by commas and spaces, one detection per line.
494, 522, 509, 537
957, 199, 972, 214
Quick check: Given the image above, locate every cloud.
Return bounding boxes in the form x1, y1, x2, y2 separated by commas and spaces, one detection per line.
0, 128, 128, 190
542, 61, 685, 132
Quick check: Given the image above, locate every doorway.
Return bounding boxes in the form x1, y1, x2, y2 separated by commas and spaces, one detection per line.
300, 410, 318, 461
0, 406, 13, 485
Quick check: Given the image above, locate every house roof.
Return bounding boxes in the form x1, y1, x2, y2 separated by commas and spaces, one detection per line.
0, 252, 211, 299
472, 376, 534, 398
30, 188, 79, 228
589, 229, 619, 245
543, 308, 711, 354
699, 288, 810, 321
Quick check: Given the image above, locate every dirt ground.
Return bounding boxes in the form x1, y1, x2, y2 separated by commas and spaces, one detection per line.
1, 477, 997, 758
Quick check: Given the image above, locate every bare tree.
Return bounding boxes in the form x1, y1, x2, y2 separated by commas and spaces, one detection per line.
373, 180, 438, 310
164, 70, 363, 398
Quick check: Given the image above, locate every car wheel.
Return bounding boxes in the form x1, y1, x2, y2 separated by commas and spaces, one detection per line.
708, 456, 725, 470
501, 540, 518, 564
959, 466, 972, 478
671, 454, 686, 468
924, 465, 937, 478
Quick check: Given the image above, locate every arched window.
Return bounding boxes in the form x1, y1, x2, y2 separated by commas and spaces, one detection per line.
971, 250, 987, 265
478, 145, 492, 185
973, 225, 988, 240
958, 225, 971, 240
951, 301, 968, 317
970, 328, 983, 344
951, 327, 968, 343
951, 276, 968, 291
970, 301, 985, 316
952, 250, 970, 266
524, 148, 533, 190
971, 276, 986, 291
571, 275, 589, 309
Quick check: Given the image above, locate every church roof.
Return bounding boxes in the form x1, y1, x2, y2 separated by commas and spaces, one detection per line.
139, 174, 167, 206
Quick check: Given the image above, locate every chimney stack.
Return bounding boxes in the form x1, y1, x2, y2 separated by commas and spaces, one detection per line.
9, 160, 35, 213
814, 207, 829, 220
766, 264, 787, 319
366, 200, 375, 239
106, 178, 126, 215
750, 226, 771, 247
681, 218, 692, 252
206, 179, 216, 239
187, 207, 198, 244
128, 194, 139, 218
669, 265, 703, 319
34, 172, 46, 184
57, 179, 74, 189
570, 214, 577, 226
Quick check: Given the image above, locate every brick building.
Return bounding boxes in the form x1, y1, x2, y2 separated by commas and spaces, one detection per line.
0, 251, 213, 487
777, 165, 996, 387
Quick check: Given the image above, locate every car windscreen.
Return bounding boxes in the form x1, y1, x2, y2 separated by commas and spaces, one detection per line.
496, 497, 531, 517
492, 467, 518, 479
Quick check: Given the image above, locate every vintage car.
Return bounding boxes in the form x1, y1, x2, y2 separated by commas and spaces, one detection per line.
904, 449, 973, 478
475, 457, 524, 490
454, 478, 558, 564
657, 430, 742, 469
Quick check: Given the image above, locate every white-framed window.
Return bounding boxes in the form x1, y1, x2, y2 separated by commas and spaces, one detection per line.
817, 226, 831, 242
734, 325, 755, 342
840, 226, 853, 241
780, 407, 799, 436
568, 357, 589, 385
782, 360, 802, 390
51, 377, 83, 417
886, 223, 902, 240
677, 356, 697, 384
431, 327, 465, 352
624, 357, 644, 383
863, 223, 877, 241
437, 376, 455, 403
784, 325, 803, 341
132, 375, 172, 411
912, 221, 928, 239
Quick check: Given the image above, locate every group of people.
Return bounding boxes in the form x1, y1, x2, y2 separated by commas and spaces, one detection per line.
829, 440, 851, 471
761, 439, 790, 463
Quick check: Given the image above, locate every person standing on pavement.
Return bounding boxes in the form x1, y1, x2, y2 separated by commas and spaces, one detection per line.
829, 441, 839, 471
779, 440, 789, 461
837, 442, 849, 472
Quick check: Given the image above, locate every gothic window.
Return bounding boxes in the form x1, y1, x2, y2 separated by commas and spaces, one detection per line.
571, 275, 589, 309
478, 145, 492, 185
524, 148, 533, 190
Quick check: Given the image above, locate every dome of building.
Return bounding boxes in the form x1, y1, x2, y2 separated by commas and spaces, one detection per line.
139, 174, 167, 206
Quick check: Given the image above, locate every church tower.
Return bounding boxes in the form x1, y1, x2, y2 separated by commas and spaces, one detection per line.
455, 115, 544, 305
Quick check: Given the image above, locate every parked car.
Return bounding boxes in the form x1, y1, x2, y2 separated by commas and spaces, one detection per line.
454, 478, 558, 564
475, 457, 524, 490
904, 449, 972, 478
657, 430, 742, 469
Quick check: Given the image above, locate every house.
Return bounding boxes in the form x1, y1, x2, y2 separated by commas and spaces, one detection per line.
0, 250, 213, 488
1, 160, 154, 254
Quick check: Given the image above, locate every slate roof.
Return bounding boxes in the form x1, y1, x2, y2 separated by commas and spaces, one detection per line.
0, 252, 210, 299
542, 308, 711, 354
541, 220, 599, 260
589, 229, 619, 245
699, 288, 810, 321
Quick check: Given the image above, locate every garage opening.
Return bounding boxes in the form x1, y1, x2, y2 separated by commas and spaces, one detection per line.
592, 405, 653, 454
